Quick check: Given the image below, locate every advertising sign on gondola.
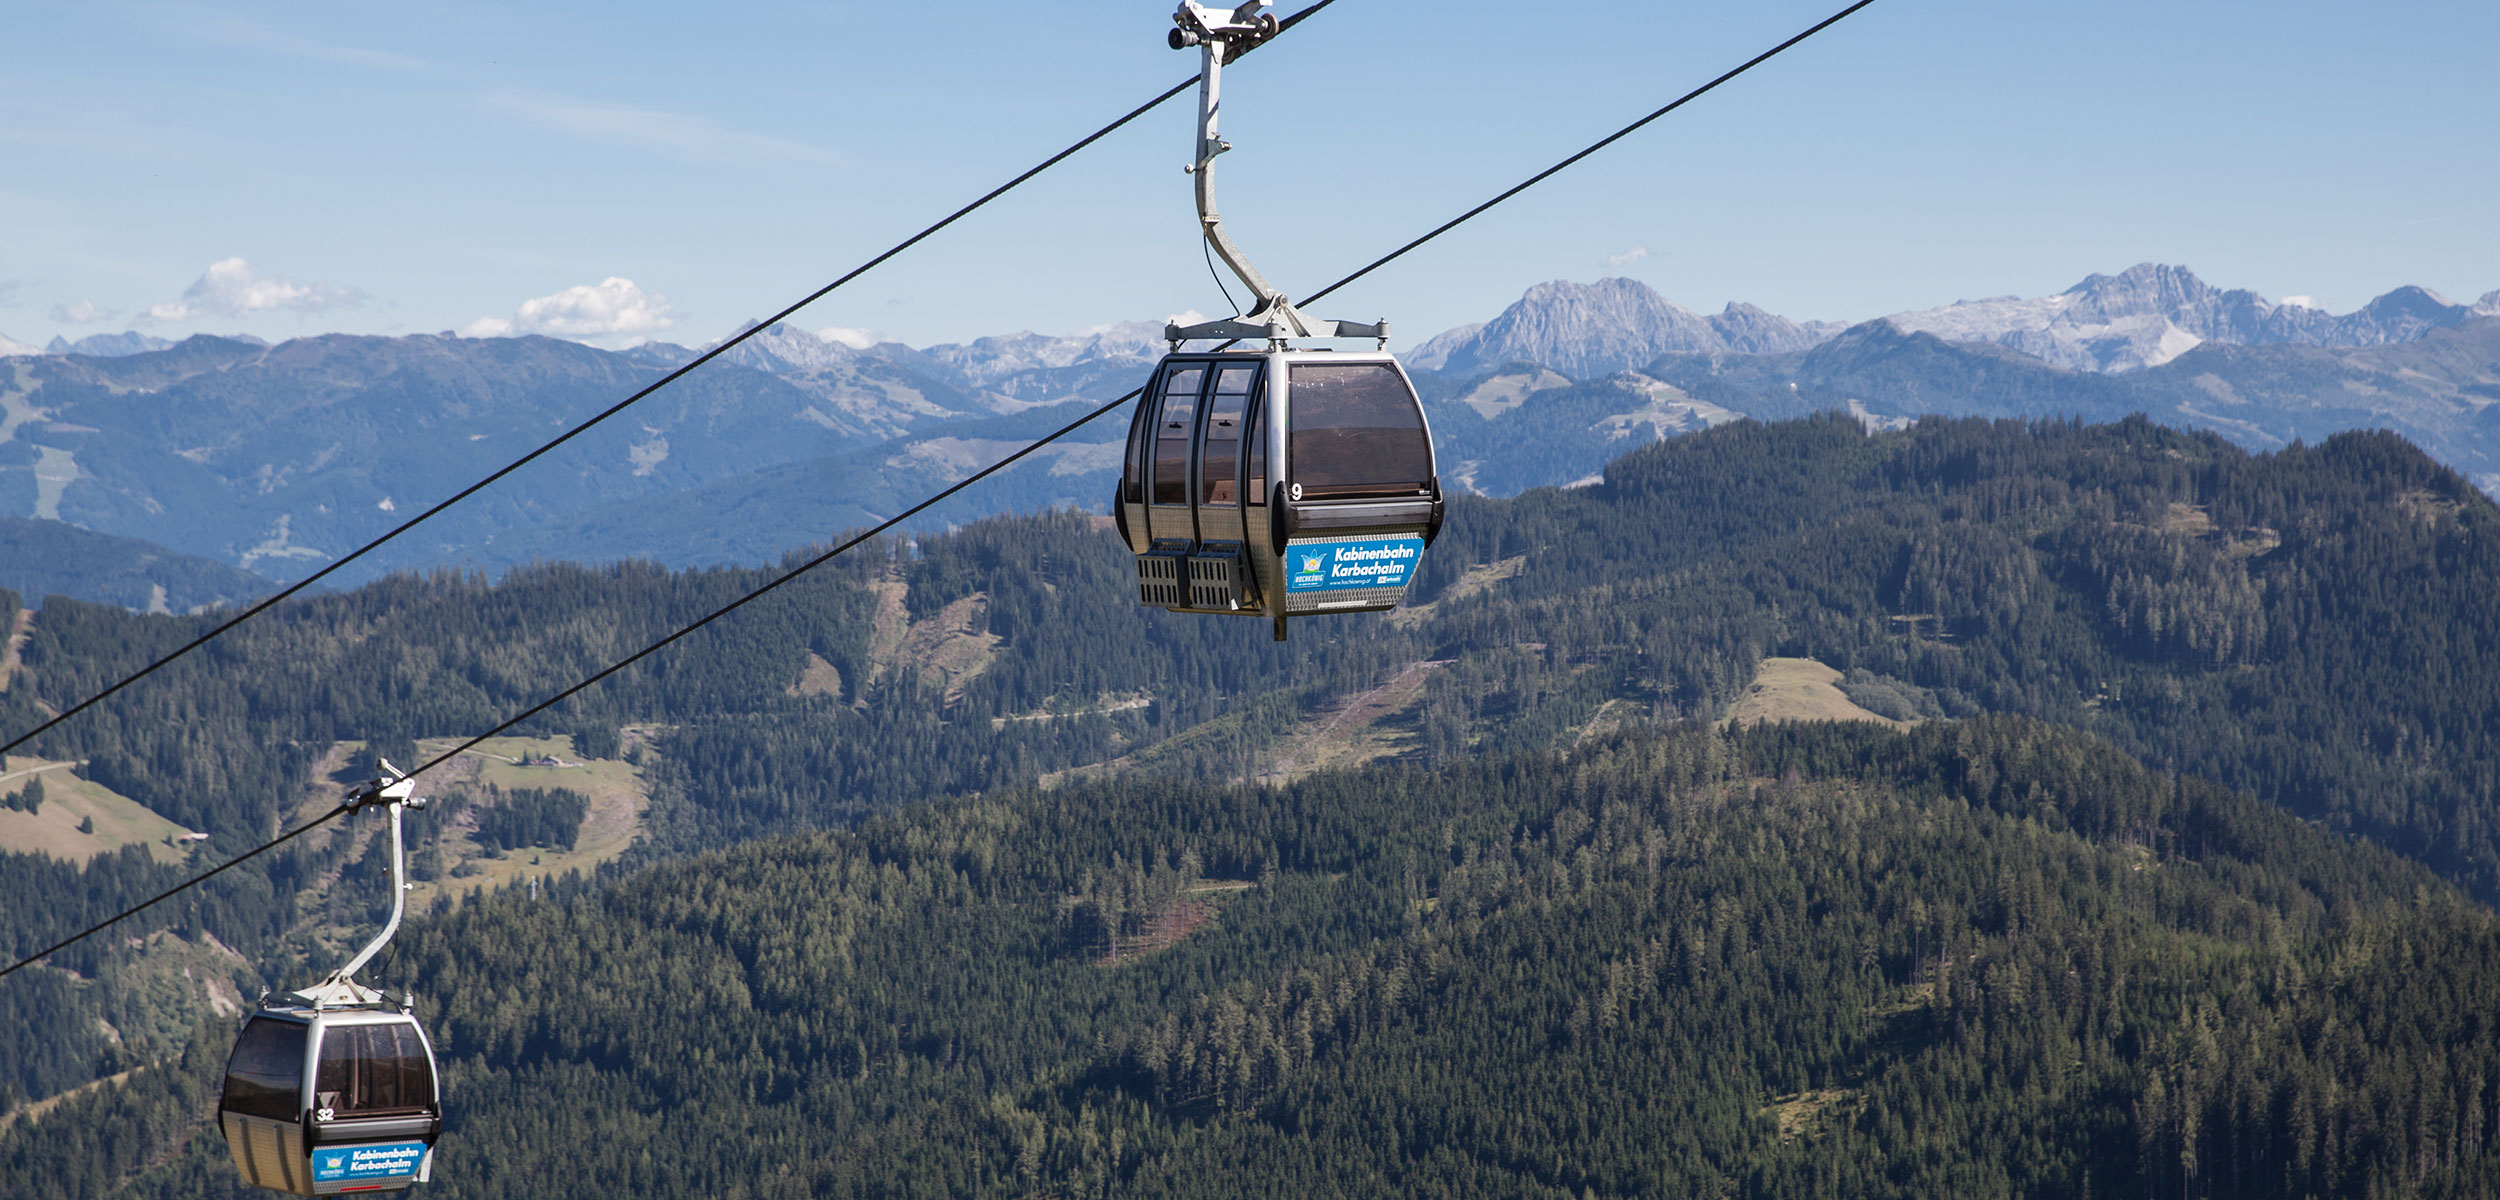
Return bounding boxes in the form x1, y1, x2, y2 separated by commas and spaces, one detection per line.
312, 1142, 429, 1183
1285, 536, 1425, 593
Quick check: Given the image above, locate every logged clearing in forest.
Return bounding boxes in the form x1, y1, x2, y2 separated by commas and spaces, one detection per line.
1723, 658, 1903, 729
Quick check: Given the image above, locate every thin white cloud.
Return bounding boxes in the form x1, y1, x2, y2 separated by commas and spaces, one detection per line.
463, 277, 676, 347
1607, 245, 1651, 269
484, 91, 840, 166
2279, 295, 2327, 311
817, 325, 879, 349
0, 279, 27, 305
145, 5, 427, 71
51, 299, 116, 325
145, 258, 365, 323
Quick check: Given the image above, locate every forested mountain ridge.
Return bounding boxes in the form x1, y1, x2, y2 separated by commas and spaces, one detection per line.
4, 415, 2495, 953
1418, 414, 2500, 897
6, 413, 2500, 1190
8, 720, 2498, 1197
0, 517, 273, 614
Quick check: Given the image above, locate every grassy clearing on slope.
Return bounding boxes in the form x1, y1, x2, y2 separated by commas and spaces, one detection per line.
414, 735, 648, 905
0, 756, 191, 865
287, 737, 649, 912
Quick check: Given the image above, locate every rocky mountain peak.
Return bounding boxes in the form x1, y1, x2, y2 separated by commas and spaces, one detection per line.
2064, 262, 2220, 318
1411, 277, 1836, 378
708, 322, 860, 374
2345, 286, 2471, 343
1712, 301, 1846, 355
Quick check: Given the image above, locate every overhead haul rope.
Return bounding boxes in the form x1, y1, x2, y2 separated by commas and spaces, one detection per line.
0, 0, 1342, 768
1, 0, 1878, 982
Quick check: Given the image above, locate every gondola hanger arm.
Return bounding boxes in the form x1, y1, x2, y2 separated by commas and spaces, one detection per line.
1164, 1, 1385, 348
293, 759, 426, 1010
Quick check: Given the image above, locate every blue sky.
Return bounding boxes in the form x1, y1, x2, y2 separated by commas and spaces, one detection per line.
4, 0, 2494, 351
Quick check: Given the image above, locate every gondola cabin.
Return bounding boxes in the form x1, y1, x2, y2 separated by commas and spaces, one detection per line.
219, 1003, 442, 1194
1117, 348, 1442, 639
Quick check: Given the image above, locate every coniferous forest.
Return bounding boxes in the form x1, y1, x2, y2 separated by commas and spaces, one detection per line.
5, 414, 2500, 1196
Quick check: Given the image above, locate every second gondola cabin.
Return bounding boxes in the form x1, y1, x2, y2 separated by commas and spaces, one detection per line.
219, 765, 442, 1196
221, 1006, 442, 1195
1116, 347, 1442, 639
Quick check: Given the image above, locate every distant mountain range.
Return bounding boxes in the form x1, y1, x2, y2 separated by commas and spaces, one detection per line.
1413, 265, 2500, 377
2, 262, 2496, 608
1665, 317, 2500, 492
1884, 263, 2500, 372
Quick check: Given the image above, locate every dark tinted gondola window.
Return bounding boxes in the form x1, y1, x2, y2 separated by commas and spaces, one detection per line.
1287, 364, 1431, 498
1152, 367, 1203, 506
1199, 365, 1255, 505
315, 1022, 434, 1118
223, 1017, 308, 1121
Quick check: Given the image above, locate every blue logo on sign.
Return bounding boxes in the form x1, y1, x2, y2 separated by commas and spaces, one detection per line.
1285, 536, 1425, 593
312, 1141, 428, 1182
